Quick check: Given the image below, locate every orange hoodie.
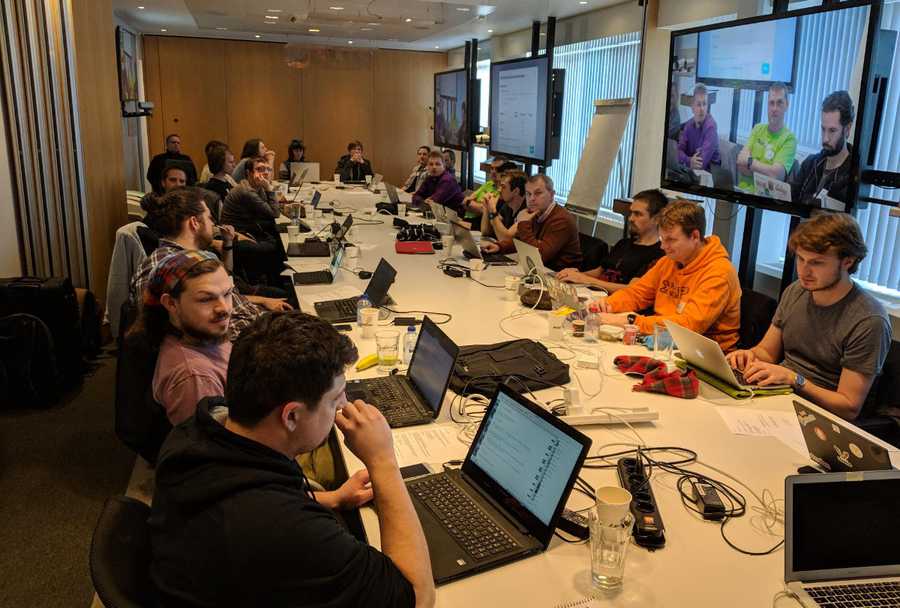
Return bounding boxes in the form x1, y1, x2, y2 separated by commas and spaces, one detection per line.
606, 235, 742, 352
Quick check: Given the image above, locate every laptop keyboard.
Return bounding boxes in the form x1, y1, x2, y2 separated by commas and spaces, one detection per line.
804, 581, 900, 607
293, 270, 332, 285
408, 475, 520, 561
355, 378, 420, 421
317, 297, 359, 319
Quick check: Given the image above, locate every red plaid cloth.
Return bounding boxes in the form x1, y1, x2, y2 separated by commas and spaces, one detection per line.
613, 355, 699, 399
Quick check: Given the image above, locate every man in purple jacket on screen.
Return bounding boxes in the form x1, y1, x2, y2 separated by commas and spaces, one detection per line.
677, 83, 721, 172
412, 150, 464, 214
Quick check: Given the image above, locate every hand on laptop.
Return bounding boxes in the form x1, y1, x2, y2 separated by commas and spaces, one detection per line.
481, 242, 500, 254
251, 297, 293, 312
556, 268, 588, 284
742, 361, 795, 387
725, 348, 756, 371
335, 400, 397, 469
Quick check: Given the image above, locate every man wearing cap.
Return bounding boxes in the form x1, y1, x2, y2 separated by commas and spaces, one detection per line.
132, 249, 234, 425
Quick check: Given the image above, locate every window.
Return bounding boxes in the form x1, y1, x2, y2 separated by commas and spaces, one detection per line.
752, 4, 900, 297
545, 32, 642, 225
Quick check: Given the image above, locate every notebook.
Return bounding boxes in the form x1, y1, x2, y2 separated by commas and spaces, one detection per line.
407, 383, 591, 584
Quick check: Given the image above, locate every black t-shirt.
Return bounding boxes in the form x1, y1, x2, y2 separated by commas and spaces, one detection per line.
149, 402, 416, 608
598, 238, 664, 285
497, 200, 526, 228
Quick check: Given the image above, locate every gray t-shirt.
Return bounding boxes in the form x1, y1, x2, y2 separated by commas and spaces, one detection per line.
772, 280, 891, 391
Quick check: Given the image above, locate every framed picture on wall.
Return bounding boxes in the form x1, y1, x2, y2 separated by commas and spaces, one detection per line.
115, 26, 140, 116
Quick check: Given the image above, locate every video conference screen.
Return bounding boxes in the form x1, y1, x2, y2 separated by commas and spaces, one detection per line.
489, 56, 550, 164
662, 3, 876, 214
434, 69, 469, 151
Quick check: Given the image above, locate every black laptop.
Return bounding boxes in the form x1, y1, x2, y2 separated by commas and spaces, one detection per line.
314, 258, 396, 323
293, 245, 343, 286
406, 384, 591, 584
345, 317, 459, 427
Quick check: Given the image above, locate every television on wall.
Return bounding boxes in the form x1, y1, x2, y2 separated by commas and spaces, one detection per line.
434, 68, 470, 151
488, 55, 552, 165
661, 0, 884, 216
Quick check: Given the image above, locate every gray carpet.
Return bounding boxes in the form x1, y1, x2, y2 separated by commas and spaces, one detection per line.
0, 349, 135, 607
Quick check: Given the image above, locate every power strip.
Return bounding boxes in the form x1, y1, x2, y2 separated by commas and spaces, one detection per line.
559, 410, 659, 426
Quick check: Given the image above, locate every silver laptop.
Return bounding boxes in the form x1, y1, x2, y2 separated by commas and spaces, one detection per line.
368, 173, 383, 191
664, 320, 789, 390
513, 239, 555, 279
785, 470, 900, 607
290, 161, 320, 184
448, 220, 517, 266
428, 200, 460, 223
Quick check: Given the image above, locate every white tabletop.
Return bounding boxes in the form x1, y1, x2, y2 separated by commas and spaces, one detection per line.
281, 185, 813, 608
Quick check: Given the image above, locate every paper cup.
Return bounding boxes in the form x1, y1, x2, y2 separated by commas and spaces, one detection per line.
595, 486, 633, 523
397, 203, 407, 217
333, 173, 341, 183
504, 275, 521, 300
470, 259, 486, 272
360, 307, 380, 339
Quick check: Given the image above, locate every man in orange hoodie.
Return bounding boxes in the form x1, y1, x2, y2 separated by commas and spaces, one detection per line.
596, 200, 741, 352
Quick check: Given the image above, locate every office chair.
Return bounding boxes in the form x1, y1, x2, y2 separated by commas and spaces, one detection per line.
737, 289, 777, 349
89, 496, 156, 608
855, 340, 900, 447
578, 233, 609, 272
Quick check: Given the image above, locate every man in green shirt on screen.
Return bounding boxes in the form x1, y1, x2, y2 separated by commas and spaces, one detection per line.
736, 82, 797, 192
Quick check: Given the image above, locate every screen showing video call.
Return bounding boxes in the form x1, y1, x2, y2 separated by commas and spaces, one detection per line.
434, 69, 469, 150
663, 4, 875, 213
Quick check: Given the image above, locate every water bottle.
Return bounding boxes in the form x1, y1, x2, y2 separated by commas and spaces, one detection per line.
404, 325, 417, 363
356, 295, 371, 326
584, 304, 600, 342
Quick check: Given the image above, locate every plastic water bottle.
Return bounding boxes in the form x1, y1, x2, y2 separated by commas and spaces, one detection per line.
584, 304, 600, 342
404, 325, 417, 363
356, 295, 371, 326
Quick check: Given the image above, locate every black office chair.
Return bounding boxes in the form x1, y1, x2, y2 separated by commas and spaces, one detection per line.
89, 496, 156, 608
115, 328, 172, 465
855, 340, 900, 447
737, 289, 777, 349
578, 233, 609, 272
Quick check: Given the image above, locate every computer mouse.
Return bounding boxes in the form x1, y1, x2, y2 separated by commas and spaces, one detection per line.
358, 271, 373, 279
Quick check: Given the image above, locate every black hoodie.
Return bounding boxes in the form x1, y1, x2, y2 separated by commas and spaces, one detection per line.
149, 399, 415, 608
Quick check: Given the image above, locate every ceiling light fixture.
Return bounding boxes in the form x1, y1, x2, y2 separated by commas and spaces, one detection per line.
579, 0, 587, 4
216, 27, 227, 30
367, 22, 378, 26
137, 5, 145, 9
265, 15, 278, 19
404, 17, 412, 22
360, 27, 372, 31
329, 5, 345, 10
266, 8, 282, 12
308, 27, 320, 32
160, 28, 167, 32
255, 34, 261, 38
348, 40, 354, 44
487, 29, 493, 33
434, 45, 440, 48
456, 7, 470, 11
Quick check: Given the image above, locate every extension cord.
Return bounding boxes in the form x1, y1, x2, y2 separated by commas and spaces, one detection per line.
576, 353, 599, 369
559, 410, 659, 426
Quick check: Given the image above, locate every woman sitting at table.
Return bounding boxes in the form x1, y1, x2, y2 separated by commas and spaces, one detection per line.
278, 139, 308, 181
412, 151, 463, 214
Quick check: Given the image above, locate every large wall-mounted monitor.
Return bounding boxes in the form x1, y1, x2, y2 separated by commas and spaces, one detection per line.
434, 68, 470, 151
488, 55, 550, 165
662, 1, 882, 216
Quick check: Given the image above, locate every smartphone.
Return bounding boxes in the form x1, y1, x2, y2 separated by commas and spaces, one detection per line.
334, 324, 353, 332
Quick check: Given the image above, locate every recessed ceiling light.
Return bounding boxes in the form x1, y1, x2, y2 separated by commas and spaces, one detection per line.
160, 28, 167, 32
434, 45, 440, 49
265, 15, 278, 19
456, 7, 470, 11
329, 5, 344, 10
348, 40, 354, 44
360, 27, 372, 31
255, 34, 261, 38
404, 17, 412, 22
579, 0, 587, 4
266, 8, 282, 12
308, 28, 320, 32
216, 27, 227, 30
487, 29, 493, 33
137, 5, 145, 9
367, 22, 379, 26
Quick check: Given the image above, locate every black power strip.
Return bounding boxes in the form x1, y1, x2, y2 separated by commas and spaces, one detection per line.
617, 457, 666, 550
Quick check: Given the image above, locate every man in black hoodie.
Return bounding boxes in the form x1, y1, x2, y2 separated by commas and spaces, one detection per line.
150, 312, 435, 608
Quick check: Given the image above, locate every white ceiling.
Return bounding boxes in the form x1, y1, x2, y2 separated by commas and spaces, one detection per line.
113, 0, 633, 52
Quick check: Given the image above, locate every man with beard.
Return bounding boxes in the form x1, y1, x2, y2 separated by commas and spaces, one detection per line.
727, 213, 890, 420
139, 250, 234, 425
402, 145, 430, 193
790, 91, 856, 205
221, 156, 283, 240
556, 189, 667, 292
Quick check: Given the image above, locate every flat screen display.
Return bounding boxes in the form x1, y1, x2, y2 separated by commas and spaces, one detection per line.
662, 3, 876, 215
434, 69, 469, 151
489, 56, 550, 164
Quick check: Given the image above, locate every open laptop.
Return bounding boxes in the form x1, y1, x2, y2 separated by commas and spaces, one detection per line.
287, 193, 337, 257
290, 161, 320, 184
513, 239, 555, 279
293, 245, 343, 286
792, 400, 900, 472
345, 317, 459, 428
428, 200, 460, 223
368, 173, 383, 191
449, 220, 516, 266
784, 470, 900, 607
406, 383, 591, 584
665, 320, 790, 390
314, 258, 396, 323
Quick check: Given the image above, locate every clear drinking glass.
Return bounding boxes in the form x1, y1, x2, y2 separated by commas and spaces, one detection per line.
654, 323, 674, 361
589, 507, 634, 590
375, 331, 400, 371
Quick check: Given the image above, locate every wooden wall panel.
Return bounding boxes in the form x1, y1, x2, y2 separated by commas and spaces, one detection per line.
142, 35, 163, 168
223, 41, 303, 173
72, 0, 125, 303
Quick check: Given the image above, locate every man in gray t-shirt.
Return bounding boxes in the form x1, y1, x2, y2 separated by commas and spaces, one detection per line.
728, 213, 891, 420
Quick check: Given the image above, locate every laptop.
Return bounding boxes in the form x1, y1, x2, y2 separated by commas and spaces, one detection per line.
513, 239, 555, 279
290, 161, 320, 184
664, 320, 790, 390
428, 200, 461, 224
792, 400, 900, 472
406, 383, 591, 584
314, 258, 396, 323
345, 317, 459, 427
368, 173, 383, 191
293, 245, 344, 286
754, 172, 792, 202
449, 220, 516, 266
784, 470, 900, 607
386, 183, 401, 206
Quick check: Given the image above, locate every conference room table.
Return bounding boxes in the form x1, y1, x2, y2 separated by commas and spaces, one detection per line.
279, 182, 813, 608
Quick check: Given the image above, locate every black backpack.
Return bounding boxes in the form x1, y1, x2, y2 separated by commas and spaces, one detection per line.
0, 313, 61, 407
449, 339, 571, 397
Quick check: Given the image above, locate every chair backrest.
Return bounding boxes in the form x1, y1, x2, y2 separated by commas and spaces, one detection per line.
90, 496, 155, 608
136, 226, 160, 257
872, 340, 900, 410
738, 289, 777, 349
577, 233, 609, 273
115, 328, 172, 465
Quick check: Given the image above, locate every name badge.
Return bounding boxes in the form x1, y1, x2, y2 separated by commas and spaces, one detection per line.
676, 302, 686, 314
764, 144, 775, 161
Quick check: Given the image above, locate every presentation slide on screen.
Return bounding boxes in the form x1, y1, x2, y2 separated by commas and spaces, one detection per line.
470, 392, 582, 525
434, 71, 468, 149
664, 4, 873, 210
490, 59, 548, 161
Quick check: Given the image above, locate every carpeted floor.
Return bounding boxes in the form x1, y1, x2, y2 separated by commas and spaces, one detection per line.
0, 348, 136, 607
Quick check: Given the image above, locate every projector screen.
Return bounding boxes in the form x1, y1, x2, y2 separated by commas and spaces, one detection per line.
434, 68, 469, 151
489, 56, 550, 164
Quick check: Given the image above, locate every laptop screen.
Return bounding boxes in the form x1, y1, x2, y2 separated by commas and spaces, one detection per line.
788, 473, 900, 580
329, 246, 344, 276
363, 258, 396, 305
408, 318, 459, 414
467, 388, 588, 527
311, 191, 321, 208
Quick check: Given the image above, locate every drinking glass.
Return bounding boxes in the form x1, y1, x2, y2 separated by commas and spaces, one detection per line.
375, 331, 400, 371
589, 487, 634, 591
654, 323, 674, 361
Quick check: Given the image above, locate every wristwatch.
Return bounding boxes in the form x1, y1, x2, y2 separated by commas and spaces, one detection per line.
748, 156, 754, 170
488, 212, 497, 221
626, 313, 637, 325
793, 372, 806, 388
